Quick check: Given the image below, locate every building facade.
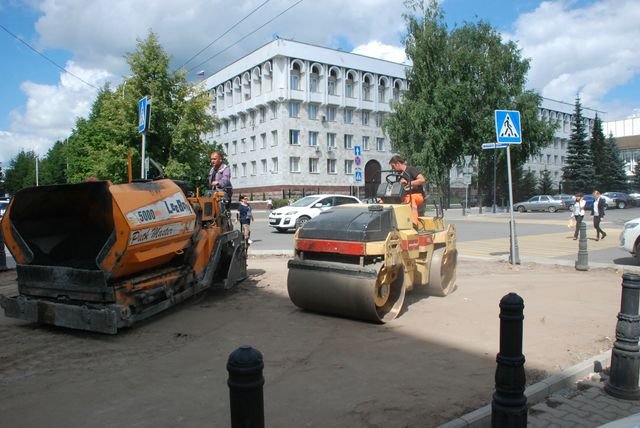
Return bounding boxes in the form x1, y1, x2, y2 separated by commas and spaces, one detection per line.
604, 117, 640, 178
204, 39, 407, 199
205, 38, 604, 200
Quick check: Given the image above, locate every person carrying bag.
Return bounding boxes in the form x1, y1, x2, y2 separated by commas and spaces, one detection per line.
571, 193, 586, 240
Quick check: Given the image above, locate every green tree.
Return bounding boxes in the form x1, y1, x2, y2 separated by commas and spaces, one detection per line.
39, 140, 69, 185
590, 115, 606, 189
538, 169, 554, 194
516, 169, 538, 201
5, 150, 38, 194
63, 31, 216, 187
561, 96, 594, 193
600, 132, 627, 191
384, 0, 555, 203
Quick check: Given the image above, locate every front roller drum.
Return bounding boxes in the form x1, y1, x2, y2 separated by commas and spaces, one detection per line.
425, 246, 458, 297
287, 260, 406, 323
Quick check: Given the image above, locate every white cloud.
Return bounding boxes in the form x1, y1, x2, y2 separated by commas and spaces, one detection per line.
352, 41, 409, 64
506, 0, 640, 120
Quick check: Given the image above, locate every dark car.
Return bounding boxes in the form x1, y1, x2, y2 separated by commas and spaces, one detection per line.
554, 194, 576, 209
602, 192, 636, 209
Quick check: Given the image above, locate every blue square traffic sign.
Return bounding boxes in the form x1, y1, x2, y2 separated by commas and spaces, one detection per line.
138, 96, 148, 133
495, 110, 521, 144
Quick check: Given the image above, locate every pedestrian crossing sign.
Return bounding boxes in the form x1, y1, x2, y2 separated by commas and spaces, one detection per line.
495, 110, 522, 144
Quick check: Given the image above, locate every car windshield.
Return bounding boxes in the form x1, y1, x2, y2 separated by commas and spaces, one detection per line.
291, 196, 321, 207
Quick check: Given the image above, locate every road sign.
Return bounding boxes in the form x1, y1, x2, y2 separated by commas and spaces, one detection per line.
138, 96, 148, 133
355, 169, 362, 183
495, 110, 522, 144
354, 155, 362, 167
354, 145, 361, 157
482, 142, 509, 150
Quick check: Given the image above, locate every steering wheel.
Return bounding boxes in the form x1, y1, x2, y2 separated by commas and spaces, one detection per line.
385, 171, 402, 185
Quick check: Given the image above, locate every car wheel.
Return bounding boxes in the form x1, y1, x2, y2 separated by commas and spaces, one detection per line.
617, 201, 626, 209
548, 206, 557, 213
517, 206, 526, 213
568, 204, 574, 211
295, 216, 311, 229
635, 240, 640, 262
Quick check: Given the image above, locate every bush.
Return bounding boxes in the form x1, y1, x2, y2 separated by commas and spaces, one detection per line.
273, 198, 288, 209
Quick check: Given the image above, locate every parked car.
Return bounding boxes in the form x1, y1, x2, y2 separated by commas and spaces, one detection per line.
268, 194, 361, 232
602, 192, 636, 209
513, 195, 566, 213
554, 194, 576, 209
620, 217, 640, 261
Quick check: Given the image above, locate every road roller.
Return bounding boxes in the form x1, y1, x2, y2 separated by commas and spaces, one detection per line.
287, 175, 457, 323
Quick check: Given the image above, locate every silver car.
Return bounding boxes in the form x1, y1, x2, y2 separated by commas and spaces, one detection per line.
513, 195, 566, 213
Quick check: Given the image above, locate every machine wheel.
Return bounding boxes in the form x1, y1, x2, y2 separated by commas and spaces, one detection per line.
426, 246, 457, 297
517, 206, 526, 213
295, 216, 311, 229
618, 201, 626, 209
548, 206, 557, 213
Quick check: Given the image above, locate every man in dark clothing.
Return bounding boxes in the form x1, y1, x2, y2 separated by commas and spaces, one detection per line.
591, 190, 607, 241
208, 150, 232, 200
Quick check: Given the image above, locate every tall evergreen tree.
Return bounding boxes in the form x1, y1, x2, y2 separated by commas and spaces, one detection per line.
4, 150, 38, 194
561, 96, 594, 193
601, 132, 628, 191
518, 170, 538, 200
590, 115, 606, 189
538, 169, 554, 194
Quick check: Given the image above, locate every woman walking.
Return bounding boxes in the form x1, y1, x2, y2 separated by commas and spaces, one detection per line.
572, 193, 586, 240
236, 195, 255, 245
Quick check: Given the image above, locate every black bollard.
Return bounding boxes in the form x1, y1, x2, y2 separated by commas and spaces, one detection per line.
575, 221, 589, 271
492, 293, 527, 427
227, 346, 265, 428
605, 273, 640, 400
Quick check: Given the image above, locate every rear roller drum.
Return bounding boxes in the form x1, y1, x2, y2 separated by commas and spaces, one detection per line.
426, 246, 457, 297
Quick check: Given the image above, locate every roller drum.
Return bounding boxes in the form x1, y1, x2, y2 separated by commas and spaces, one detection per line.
287, 259, 405, 323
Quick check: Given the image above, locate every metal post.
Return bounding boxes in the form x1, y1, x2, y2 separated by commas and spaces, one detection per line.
575, 221, 589, 271
506, 146, 518, 265
35, 155, 39, 186
141, 132, 146, 179
605, 273, 640, 400
492, 293, 527, 427
227, 346, 265, 428
492, 146, 497, 213
463, 184, 468, 216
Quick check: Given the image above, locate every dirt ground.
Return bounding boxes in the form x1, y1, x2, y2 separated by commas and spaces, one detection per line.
0, 257, 627, 428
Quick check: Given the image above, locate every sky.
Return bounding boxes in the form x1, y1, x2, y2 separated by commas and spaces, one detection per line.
1, 0, 639, 168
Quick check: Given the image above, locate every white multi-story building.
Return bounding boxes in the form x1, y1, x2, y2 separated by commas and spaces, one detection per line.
204, 38, 407, 199
604, 117, 640, 177
204, 38, 602, 199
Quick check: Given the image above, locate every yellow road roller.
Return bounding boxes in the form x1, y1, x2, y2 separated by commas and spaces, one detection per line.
287, 178, 457, 323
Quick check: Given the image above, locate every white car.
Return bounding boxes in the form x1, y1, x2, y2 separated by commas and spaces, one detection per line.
268, 194, 361, 232
620, 217, 640, 261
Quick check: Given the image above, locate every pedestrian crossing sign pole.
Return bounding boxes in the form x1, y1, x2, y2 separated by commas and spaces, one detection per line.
495, 110, 522, 265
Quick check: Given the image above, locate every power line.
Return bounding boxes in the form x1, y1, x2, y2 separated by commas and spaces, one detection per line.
188, 0, 305, 74
177, 0, 271, 71
0, 22, 99, 90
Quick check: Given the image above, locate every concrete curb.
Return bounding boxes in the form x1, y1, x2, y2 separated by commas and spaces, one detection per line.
438, 350, 612, 428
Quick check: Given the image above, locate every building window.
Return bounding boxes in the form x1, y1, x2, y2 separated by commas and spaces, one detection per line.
376, 137, 385, 151
260, 133, 266, 149
344, 108, 353, 124
362, 111, 369, 125
271, 130, 278, 146
345, 80, 353, 98
290, 62, 301, 90
261, 159, 267, 173
251, 161, 257, 175
231, 117, 237, 131
241, 162, 247, 177
289, 102, 300, 118
308, 104, 318, 120
232, 164, 237, 177
375, 113, 384, 127
249, 110, 255, 127
362, 136, 369, 151
224, 142, 229, 154
289, 156, 301, 173
241, 138, 246, 152
327, 133, 336, 149
309, 131, 318, 146
289, 129, 300, 145
554, 155, 558, 164
240, 114, 246, 129
271, 157, 278, 173
223, 119, 229, 134
378, 82, 386, 102
344, 134, 353, 150
328, 76, 337, 95
309, 76, 318, 92
363, 77, 372, 101
232, 140, 237, 154
259, 106, 266, 123
327, 159, 337, 174
270, 103, 277, 119
327, 106, 337, 122
344, 159, 354, 175
309, 158, 319, 173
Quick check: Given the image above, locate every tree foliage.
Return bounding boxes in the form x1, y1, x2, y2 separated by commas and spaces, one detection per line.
601, 133, 627, 191
538, 169, 554, 194
518, 169, 538, 200
561, 96, 594, 193
384, 0, 555, 202
39, 140, 68, 185
5, 150, 38, 194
